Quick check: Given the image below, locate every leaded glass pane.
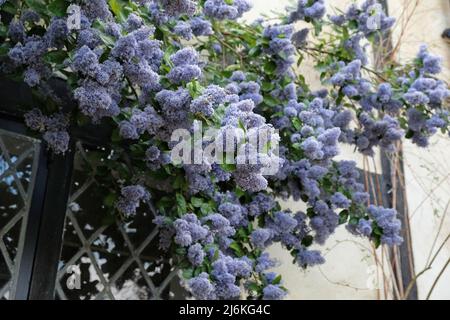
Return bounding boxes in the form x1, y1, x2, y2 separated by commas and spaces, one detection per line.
0, 129, 41, 300
56, 142, 186, 300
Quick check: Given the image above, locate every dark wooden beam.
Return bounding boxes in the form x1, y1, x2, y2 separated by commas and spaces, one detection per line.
27, 142, 75, 300
377, 0, 418, 300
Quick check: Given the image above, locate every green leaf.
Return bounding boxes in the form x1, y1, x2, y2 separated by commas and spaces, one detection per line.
373, 235, 381, 248
247, 283, 260, 293
98, 33, 116, 47
272, 275, 282, 285
101, 213, 116, 226
292, 143, 302, 150
43, 50, 67, 65
24, 0, 47, 15
312, 20, 323, 36
235, 187, 245, 198
248, 46, 261, 57
339, 210, 349, 225
238, 118, 246, 132
291, 117, 302, 131
182, 268, 194, 279
176, 193, 187, 214
301, 235, 313, 247
336, 89, 345, 106
200, 203, 213, 215
48, 0, 69, 17
264, 95, 279, 107
373, 224, 383, 236
191, 197, 203, 208
103, 193, 117, 208
261, 82, 275, 92
237, 228, 247, 239
306, 208, 315, 218
225, 64, 240, 72
0, 43, 10, 56
213, 248, 220, 261
264, 61, 277, 75
220, 163, 236, 173
348, 20, 358, 30
2, 2, 18, 15
405, 129, 414, 139
111, 128, 121, 142
108, 0, 127, 21
229, 242, 244, 257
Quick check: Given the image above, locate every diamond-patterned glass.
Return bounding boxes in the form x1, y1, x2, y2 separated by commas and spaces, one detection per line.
0, 129, 41, 300
56, 142, 186, 300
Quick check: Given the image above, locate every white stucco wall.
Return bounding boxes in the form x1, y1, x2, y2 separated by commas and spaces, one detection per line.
243, 0, 450, 300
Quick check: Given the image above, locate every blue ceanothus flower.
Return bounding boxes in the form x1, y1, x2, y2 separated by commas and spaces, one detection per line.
329, 0, 395, 36
167, 47, 202, 84
263, 285, 287, 300
289, 0, 326, 22
263, 24, 296, 76
5, 0, 448, 302
157, 0, 197, 17
174, 21, 193, 40
7, 18, 67, 88
116, 185, 151, 217
226, 71, 263, 105
82, 0, 113, 22
24, 109, 70, 154
204, 0, 252, 20
190, 85, 230, 117
188, 273, 216, 300
188, 243, 206, 266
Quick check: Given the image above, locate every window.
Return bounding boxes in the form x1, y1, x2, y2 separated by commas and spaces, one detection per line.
56, 143, 184, 300
0, 129, 41, 299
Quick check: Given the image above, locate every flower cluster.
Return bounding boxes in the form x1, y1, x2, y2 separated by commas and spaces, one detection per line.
263, 24, 296, 76
367, 206, 403, 246
398, 46, 450, 146
220, 99, 282, 192
329, 44, 449, 150
24, 109, 69, 154
203, 0, 252, 20
190, 85, 229, 117
167, 47, 202, 84
157, 0, 197, 17
329, 60, 370, 97
173, 213, 210, 247
7, 14, 68, 87
226, 72, 264, 105
330, 0, 395, 36
289, 0, 326, 22
1, 0, 448, 302
119, 106, 165, 140
174, 17, 213, 40
188, 252, 253, 300
116, 185, 150, 217
345, 113, 404, 156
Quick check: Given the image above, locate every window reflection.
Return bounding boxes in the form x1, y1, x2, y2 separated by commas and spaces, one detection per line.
0, 129, 40, 300
56, 142, 186, 300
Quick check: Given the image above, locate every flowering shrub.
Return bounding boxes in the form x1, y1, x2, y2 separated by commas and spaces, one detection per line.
0, 0, 448, 300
